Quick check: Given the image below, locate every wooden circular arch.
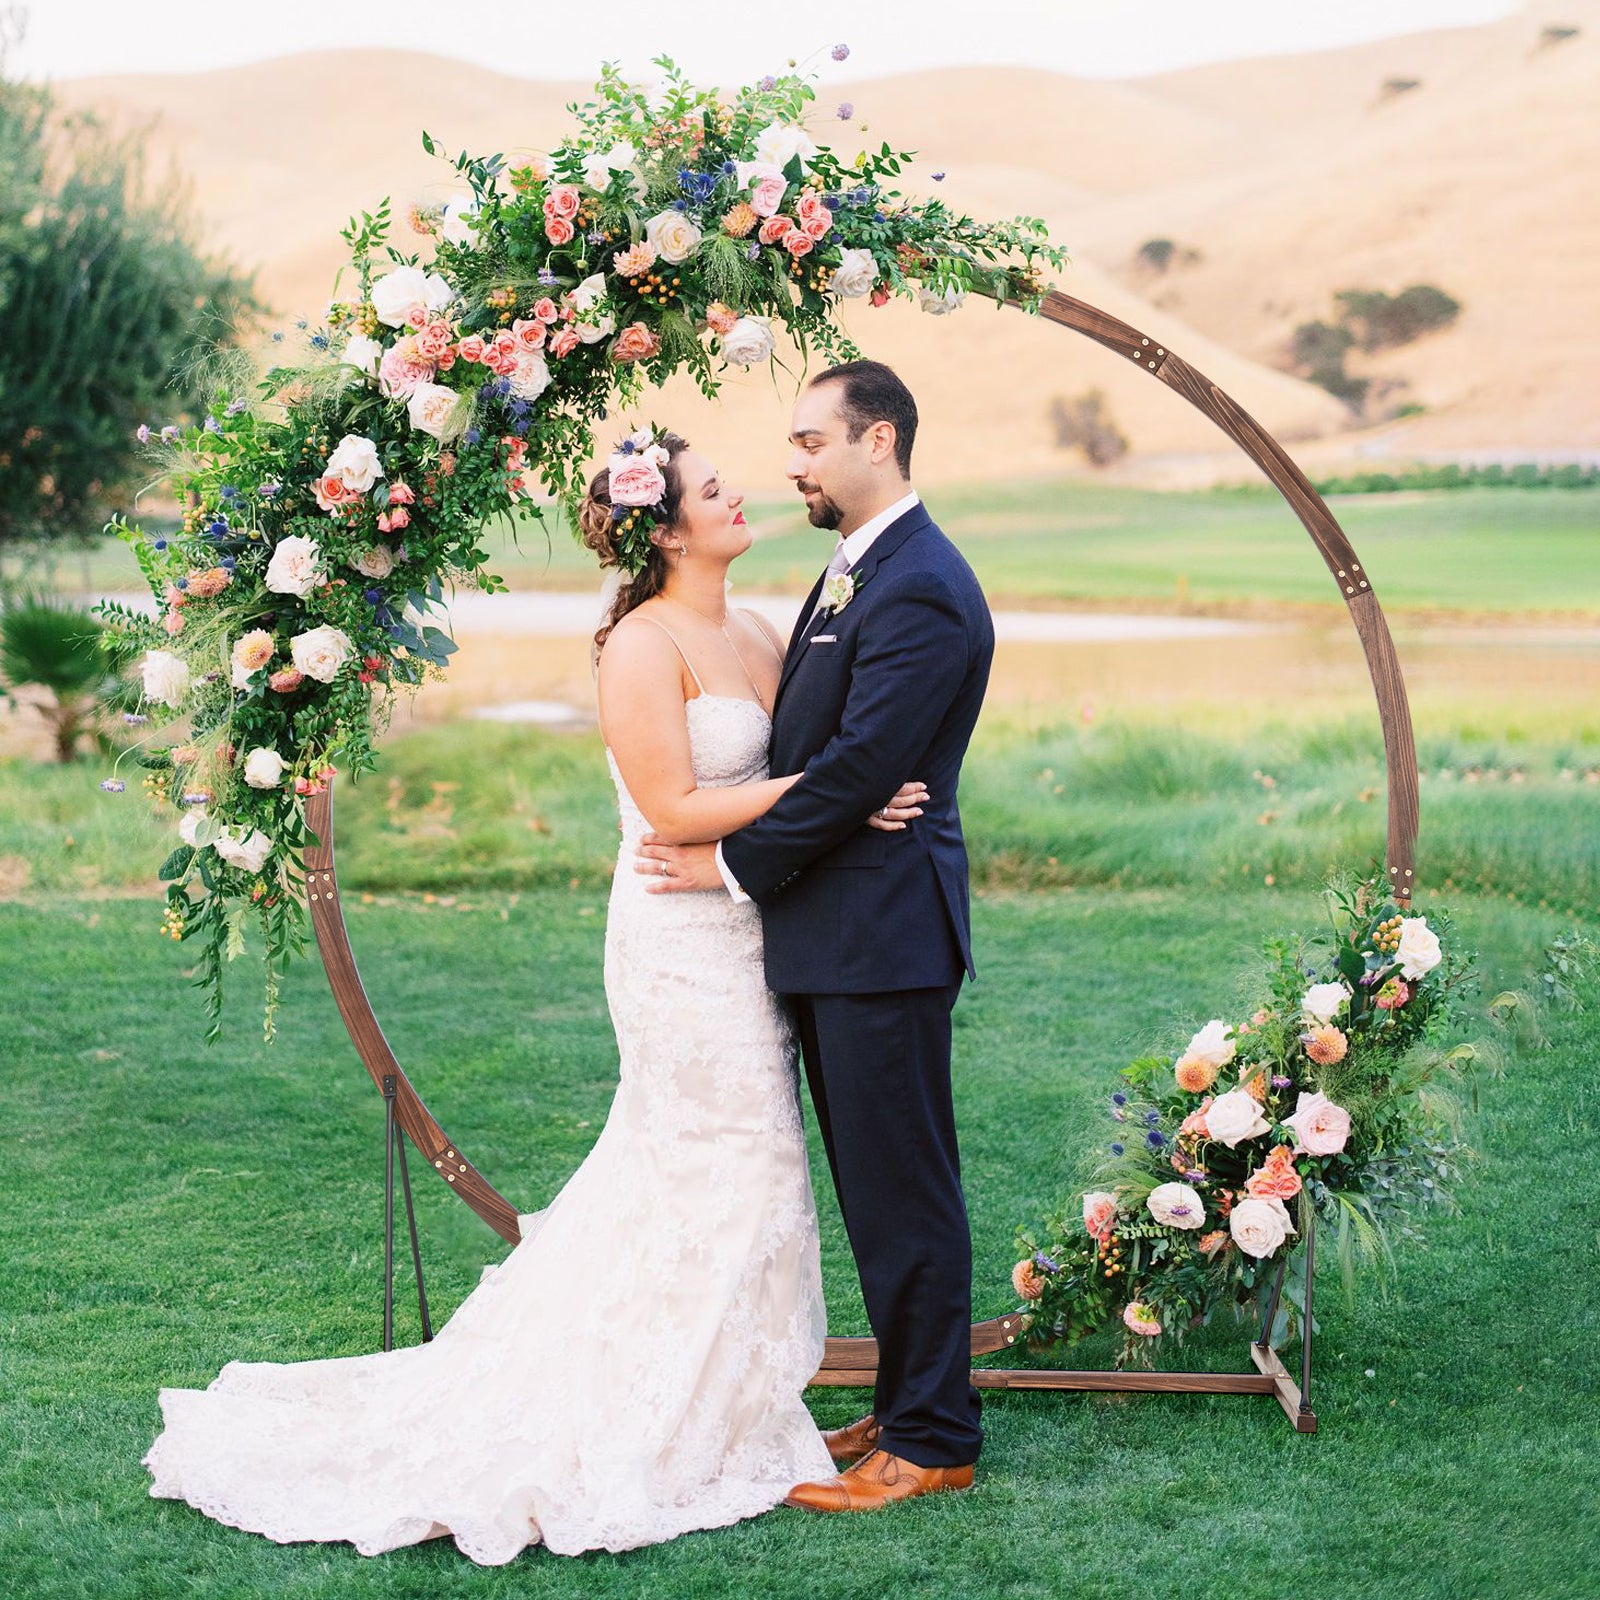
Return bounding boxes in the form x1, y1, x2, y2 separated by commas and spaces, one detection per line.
303, 288, 1420, 1268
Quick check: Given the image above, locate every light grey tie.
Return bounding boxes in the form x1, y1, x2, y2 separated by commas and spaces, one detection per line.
806, 541, 851, 629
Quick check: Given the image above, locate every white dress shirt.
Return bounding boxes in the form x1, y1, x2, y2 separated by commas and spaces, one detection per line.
714, 490, 922, 901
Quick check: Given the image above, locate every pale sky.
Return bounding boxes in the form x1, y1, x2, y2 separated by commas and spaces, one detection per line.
10, 0, 1521, 84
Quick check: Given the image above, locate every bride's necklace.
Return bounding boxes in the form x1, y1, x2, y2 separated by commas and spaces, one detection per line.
661, 595, 769, 711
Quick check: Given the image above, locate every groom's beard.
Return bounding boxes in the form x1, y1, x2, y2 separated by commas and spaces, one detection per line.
797, 481, 844, 531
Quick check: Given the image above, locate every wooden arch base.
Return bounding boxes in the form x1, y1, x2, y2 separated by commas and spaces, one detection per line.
304, 289, 1420, 1433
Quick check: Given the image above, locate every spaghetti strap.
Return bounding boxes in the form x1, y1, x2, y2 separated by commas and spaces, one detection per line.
637, 614, 706, 695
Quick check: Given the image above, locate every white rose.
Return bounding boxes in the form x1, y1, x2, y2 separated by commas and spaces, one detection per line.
178, 808, 207, 847
438, 197, 478, 246
719, 315, 776, 368
1229, 1195, 1296, 1259
644, 208, 703, 265
575, 312, 615, 345
214, 825, 274, 875
1147, 1182, 1205, 1230
264, 534, 324, 598
1204, 1088, 1272, 1149
918, 281, 967, 316
242, 748, 287, 789
752, 120, 818, 172
570, 273, 608, 315
324, 433, 384, 491
1301, 981, 1350, 1024
230, 657, 258, 690
509, 349, 552, 402
290, 624, 354, 684
1396, 917, 1443, 980
341, 334, 383, 380
369, 265, 454, 328
831, 246, 878, 298
581, 140, 638, 192
350, 545, 395, 579
407, 381, 466, 441
140, 649, 191, 708
1183, 1019, 1237, 1069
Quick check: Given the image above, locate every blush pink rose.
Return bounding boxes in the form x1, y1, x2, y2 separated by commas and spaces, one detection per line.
1281, 1090, 1352, 1157
545, 215, 575, 246
387, 482, 416, 506
457, 334, 487, 364
609, 457, 667, 507
413, 319, 454, 362
758, 214, 792, 246
548, 326, 580, 358
746, 165, 788, 217
544, 184, 581, 221
533, 297, 560, 324
378, 339, 434, 399
800, 212, 832, 241
783, 228, 815, 258
512, 317, 547, 352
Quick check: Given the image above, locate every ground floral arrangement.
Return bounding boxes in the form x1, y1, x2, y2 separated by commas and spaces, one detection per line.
95, 51, 1066, 1039
1012, 875, 1489, 1363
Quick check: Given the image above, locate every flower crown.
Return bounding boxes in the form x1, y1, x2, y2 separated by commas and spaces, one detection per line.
606, 424, 675, 575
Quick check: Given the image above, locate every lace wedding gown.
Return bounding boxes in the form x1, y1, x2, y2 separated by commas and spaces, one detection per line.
143, 693, 833, 1562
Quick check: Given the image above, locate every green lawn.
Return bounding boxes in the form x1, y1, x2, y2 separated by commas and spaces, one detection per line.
1, 885, 1594, 1599
29, 483, 1600, 615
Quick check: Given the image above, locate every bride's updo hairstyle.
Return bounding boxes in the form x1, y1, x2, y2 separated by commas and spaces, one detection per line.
580, 428, 692, 652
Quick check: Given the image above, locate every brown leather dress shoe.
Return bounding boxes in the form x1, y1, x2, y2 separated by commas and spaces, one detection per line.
821, 1413, 881, 1465
783, 1449, 975, 1513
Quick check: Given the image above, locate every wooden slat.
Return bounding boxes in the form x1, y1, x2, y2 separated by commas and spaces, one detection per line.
810, 1364, 1278, 1393
302, 784, 522, 1244
1251, 1342, 1320, 1433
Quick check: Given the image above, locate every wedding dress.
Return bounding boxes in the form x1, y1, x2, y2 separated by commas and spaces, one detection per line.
143, 692, 833, 1562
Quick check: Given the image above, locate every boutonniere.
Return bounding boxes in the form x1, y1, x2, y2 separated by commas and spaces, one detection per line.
821, 568, 870, 617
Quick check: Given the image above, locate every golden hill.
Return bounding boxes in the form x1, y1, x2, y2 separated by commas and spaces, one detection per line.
50, 3, 1597, 484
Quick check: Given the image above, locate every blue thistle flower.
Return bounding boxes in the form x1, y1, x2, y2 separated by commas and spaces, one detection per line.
309, 333, 329, 350
1110, 1142, 1125, 1156
619, 439, 637, 455
364, 588, 382, 604
823, 194, 840, 210
672, 198, 689, 212
174, 577, 189, 590
1111, 1092, 1128, 1106
747, 242, 761, 260
1145, 1130, 1167, 1150
219, 556, 237, 571
721, 159, 736, 175
465, 427, 481, 445
932, 171, 946, 182
152, 539, 167, 551
1144, 1109, 1161, 1126
294, 318, 308, 330
611, 504, 626, 521
272, 331, 284, 342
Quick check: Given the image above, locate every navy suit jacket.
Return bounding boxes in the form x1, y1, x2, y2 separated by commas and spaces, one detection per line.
720, 503, 994, 995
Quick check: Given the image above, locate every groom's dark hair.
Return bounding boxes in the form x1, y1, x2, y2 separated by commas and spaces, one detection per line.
810, 360, 918, 478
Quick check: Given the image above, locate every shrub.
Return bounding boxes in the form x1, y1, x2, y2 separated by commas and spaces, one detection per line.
1049, 390, 1129, 466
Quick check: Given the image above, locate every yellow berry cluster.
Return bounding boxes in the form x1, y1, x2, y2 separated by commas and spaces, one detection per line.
1373, 915, 1404, 954
354, 302, 381, 336
793, 261, 833, 294
326, 301, 351, 327
142, 773, 169, 805
1099, 1235, 1127, 1277
160, 903, 184, 941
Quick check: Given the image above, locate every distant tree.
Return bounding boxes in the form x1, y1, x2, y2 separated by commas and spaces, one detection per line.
1376, 78, 1422, 103
1049, 390, 1129, 466
0, 23, 259, 555
1335, 285, 1461, 352
1137, 238, 1176, 273
1288, 320, 1369, 410
1537, 25, 1580, 49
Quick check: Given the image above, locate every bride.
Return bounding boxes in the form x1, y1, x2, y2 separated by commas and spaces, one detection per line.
141, 426, 928, 1563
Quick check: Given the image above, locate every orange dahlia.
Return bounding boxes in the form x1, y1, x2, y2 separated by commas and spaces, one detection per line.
1306, 1025, 1349, 1065
722, 202, 758, 239
1175, 1053, 1219, 1093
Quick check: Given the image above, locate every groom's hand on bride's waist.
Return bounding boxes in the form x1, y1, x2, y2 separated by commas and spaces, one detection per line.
635, 835, 723, 893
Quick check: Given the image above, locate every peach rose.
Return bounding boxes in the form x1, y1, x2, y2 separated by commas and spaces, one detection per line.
758, 214, 792, 246
800, 212, 832, 241
544, 215, 575, 246
610, 322, 661, 364
548, 326, 580, 358
533, 296, 560, 324
1244, 1143, 1303, 1201
1228, 1195, 1296, 1259
783, 228, 815, 257
1198, 1230, 1229, 1259
313, 474, 357, 513
1281, 1090, 1351, 1158
457, 333, 487, 364
1179, 1096, 1213, 1140
737, 161, 788, 217
413, 319, 455, 362
1082, 1190, 1118, 1244
378, 338, 435, 399
705, 301, 739, 335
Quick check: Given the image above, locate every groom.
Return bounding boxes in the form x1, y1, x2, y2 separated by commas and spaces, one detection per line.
637, 359, 993, 1510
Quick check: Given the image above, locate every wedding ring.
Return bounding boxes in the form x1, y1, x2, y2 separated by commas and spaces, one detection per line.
657, 859, 669, 876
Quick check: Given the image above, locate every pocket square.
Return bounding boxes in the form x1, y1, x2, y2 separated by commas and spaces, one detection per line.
809, 634, 838, 645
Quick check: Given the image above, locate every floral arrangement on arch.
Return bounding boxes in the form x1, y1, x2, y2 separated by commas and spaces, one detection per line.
94, 51, 1067, 1040
1011, 876, 1487, 1365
